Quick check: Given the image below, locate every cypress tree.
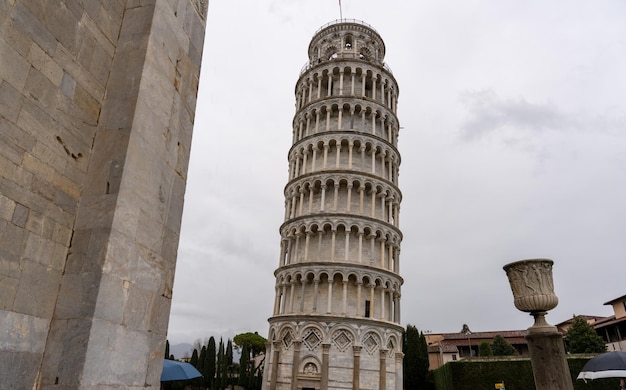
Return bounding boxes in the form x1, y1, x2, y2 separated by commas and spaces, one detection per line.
199, 345, 207, 369
191, 345, 205, 388
238, 343, 250, 387
226, 339, 234, 378
190, 348, 199, 368
249, 359, 262, 390
221, 340, 230, 388
206, 337, 217, 389
216, 338, 225, 389
165, 340, 170, 360
416, 331, 430, 388
403, 324, 420, 389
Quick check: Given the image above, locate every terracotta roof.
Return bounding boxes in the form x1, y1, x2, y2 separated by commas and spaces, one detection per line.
555, 315, 608, 328
439, 330, 527, 340
593, 315, 616, 326
604, 294, 626, 306
428, 343, 459, 353
425, 331, 529, 350
594, 315, 626, 329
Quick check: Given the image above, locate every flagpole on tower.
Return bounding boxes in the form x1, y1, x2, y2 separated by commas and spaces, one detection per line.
339, 0, 343, 20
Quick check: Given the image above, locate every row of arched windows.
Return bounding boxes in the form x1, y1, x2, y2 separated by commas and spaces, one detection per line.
295, 64, 398, 115
276, 267, 402, 296
291, 99, 398, 145
279, 218, 401, 272
288, 135, 400, 184
273, 267, 402, 323
284, 176, 401, 226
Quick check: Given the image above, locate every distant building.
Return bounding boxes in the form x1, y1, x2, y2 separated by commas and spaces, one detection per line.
425, 295, 626, 372
553, 295, 626, 352
594, 294, 626, 351
555, 314, 608, 334
425, 330, 529, 370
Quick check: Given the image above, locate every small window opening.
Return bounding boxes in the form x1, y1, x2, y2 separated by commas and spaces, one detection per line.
365, 300, 370, 317
345, 35, 353, 50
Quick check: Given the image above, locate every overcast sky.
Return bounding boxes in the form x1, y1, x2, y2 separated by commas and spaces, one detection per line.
166, 0, 626, 346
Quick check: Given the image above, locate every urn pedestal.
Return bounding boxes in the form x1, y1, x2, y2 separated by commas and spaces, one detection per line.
503, 258, 573, 390
503, 258, 558, 333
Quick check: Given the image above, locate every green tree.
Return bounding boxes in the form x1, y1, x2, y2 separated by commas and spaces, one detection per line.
492, 335, 517, 356
226, 338, 234, 378
479, 341, 493, 357
250, 357, 264, 390
165, 340, 170, 360
196, 345, 207, 388
216, 338, 230, 389
234, 332, 267, 357
250, 347, 265, 390
417, 331, 430, 387
190, 348, 199, 368
566, 317, 607, 353
216, 338, 223, 389
238, 343, 250, 387
199, 345, 207, 370
403, 324, 430, 389
403, 324, 420, 389
205, 337, 216, 389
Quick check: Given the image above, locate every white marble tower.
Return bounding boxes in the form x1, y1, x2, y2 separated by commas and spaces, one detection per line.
263, 20, 403, 390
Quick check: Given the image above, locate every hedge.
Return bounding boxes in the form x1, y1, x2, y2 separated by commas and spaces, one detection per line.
432, 356, 617, 390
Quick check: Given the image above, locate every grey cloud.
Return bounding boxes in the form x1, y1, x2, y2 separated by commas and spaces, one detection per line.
459, 90, 571, 141
459, 90, 625, 143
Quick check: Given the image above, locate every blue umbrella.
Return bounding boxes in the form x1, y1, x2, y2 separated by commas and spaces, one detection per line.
161, 359, 203, 381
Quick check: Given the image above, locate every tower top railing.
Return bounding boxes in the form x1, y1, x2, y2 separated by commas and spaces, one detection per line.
313, 19, 379, 35
302, 19, 391, 76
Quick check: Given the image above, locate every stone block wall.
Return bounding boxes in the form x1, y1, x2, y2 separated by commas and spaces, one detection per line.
0, 0, 206, 388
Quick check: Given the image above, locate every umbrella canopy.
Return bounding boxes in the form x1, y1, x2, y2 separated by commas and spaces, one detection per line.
577, 351, 626, 381
161, 359, 202, 382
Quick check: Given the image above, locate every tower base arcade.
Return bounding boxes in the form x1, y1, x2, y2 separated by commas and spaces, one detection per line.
263, 317, 404, 390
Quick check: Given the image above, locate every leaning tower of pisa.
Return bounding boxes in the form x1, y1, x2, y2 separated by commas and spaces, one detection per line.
263, 20, 403, 390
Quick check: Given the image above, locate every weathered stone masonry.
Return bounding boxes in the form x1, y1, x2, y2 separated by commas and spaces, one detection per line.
0, 1, 206, 388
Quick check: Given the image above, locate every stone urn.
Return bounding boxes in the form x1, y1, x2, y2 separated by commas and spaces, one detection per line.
503, 258, 558, 332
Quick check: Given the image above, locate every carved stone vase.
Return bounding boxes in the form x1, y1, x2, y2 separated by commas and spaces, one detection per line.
503, 258, 558, 332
